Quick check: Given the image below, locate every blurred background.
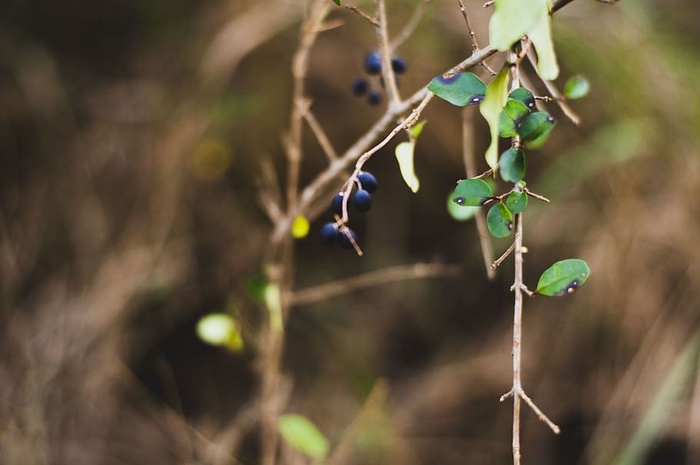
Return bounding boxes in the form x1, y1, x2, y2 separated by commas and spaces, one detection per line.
1, 0, 699, 464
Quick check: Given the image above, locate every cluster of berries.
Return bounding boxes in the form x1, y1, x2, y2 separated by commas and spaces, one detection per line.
320, 171, 378, 250
351, 52, 407, 106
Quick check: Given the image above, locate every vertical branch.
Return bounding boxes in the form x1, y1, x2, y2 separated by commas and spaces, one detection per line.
461, 108, 495, 280
260, 3, 330, 465
511, 213, 525, 465
374, 0, 401, 108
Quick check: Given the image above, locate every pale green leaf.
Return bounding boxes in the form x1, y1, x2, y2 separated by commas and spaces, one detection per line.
395, 141, 420, 193
479, 67, 510, 171
278, 414, 329, 461
528, 10, 559, 80
447, 189, 478, 221
489, 0, 549, 51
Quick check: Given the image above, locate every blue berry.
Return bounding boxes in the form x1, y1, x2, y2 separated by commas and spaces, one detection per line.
337, 228, 357, 249
391, 56, 407, 74
352, 77, 368, 97
367, 90, 382, 106
354, 190, 372, 212
331, 192, 350, 215
364, 52, 382, 75
320, 223, 340, 245
357, 172, 378, 193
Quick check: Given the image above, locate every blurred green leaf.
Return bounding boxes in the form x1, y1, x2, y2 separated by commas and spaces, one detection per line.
480, 67, 510, 170
331, 0, 341, 5
453, 178, 493, 207
499, 100, 530, 138
487, 202, 513, 238
499, 148, 526, 182
447, 189, 478, 221
278, 414, 329, 461
535, 259, 590, 296
196, 313, 244, 351
395, 141, 420, 193
246, 274, 268, 303
564, 74, 591, 99
519, 111, 555, 147
265, 283, 283, 332
427, 72, 486, 107
528, 9, 559, 80
505, 190, 528, 214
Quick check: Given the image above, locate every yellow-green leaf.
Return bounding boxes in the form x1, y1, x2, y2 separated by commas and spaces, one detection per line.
528, 9, 559, 80
291, 215, 310, 239
479, 67, 510, 171
395, 141, 420, 193
278, 414, 329, 461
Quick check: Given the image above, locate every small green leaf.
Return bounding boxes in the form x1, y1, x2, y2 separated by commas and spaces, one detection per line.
196, 313, 244, 351
487, 202, 513, 238
499, 148, 526, 182
509, 87, 536, 111
505, 190, 528, 214
519, 111, 555, 147
453, 178, 493, 207
499, 99, 530, 138
265, 283, 283, 332
291, 215, 310, 239
331, 0, 341, 5
395, 141, 420, 193
409, 120, 427, 139
536, 259, 590, 296
427, 72, 486, 107
246, 274, 268, 303
480, 67, 510, 170
447, 189, 478, 221
278, 414, 329, 461
564, 74, 590, 100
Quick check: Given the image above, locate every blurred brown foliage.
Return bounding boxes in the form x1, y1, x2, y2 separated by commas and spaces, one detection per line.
1, 0, 699, 464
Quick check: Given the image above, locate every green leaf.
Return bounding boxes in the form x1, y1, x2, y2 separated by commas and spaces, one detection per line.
489, 0, 558, 80
480, 67, 510, 170
265, 283, 283, 332
535, 259, 590, 296
196, 313, 243, 351
427, 72, 486, 107
509, 87, 536, 112
278, 414, 329, 461
499, 148, 526, 182
486, 202, 513, 238
409, 120, 427, 139
564, 74, 590, 99
519, 111, 555, 147
528, 9, 559, 80
489, 0, 547, 51
447, 189, 478, 221
331, 0, 341, 5
246, 274, 268, 303
505, 190, 528, 213
395, 142, 420, 193
452, 178, 493, 207
499, 99, 530, 138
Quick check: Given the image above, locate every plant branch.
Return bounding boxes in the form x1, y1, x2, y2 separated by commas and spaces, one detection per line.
296, 98, 338, 162
291, 262, 460, 306
375, 0, 402, 108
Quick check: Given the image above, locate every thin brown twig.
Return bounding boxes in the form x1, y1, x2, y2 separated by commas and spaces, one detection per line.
457, 0, 496, 75
461, 108, 496, 280
291, 262, 460, 306
375, 0, 402, 108
526, 49, 581, 125
296, 98, 338, 162
492, 242, 515, 270
344, 5, 379, 27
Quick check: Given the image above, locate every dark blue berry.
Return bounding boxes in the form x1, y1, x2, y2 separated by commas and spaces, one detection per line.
331, 192, 350, 215
391, 56, 407, 74
357, 171, 378, 193
364, 52, 382, 75
351, 77, 368, 96
367, 90, 382, 106
337, 228, 357, 249
320, 223, 340, 245
354, 190, 372, 212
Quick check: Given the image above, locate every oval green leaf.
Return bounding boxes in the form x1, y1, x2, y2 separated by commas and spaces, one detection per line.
564, 74, 590, 100
427, 72, 486, 107
509, 87, 536, 112
395, 141, 420, 193
278, 414, 329, 460
519, 111, 555, 147
447, 189, 478, 221
505, 190, 528, 214
499, 148, 526, 183
499, 99, 530, 138
535, 258, 590, 296
453, 178, 493, 207
487, 202, 513, 238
